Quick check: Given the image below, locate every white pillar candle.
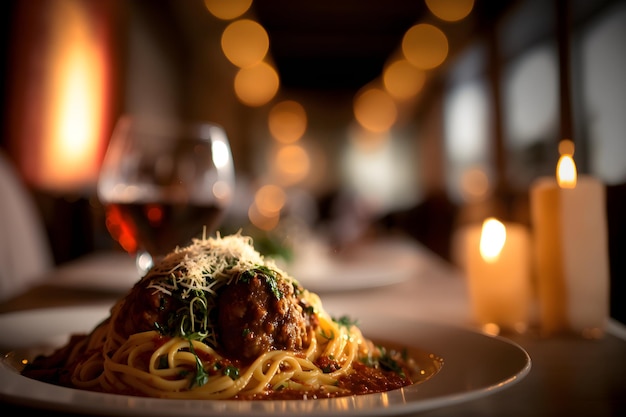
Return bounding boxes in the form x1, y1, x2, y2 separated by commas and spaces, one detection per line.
465, 218, 531, 334
529, 154, 609, 338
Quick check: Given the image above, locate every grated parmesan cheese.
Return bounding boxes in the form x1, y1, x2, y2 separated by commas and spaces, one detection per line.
144, 232, 294, 299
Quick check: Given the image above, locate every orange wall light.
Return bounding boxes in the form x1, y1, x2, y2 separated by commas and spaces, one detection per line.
8, 0, 117, 194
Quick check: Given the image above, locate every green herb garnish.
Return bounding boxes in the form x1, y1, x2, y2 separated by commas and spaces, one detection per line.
224, 365, 240, 380
377, 346, 406, 378
320, 328, 335, 340
188, 341, 209, 388
332, 315, 358, 328
240, 266, 283, 299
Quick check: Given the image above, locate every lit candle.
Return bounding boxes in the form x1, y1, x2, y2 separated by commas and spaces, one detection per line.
529, 151, 609, 338
465, 217, 531, 334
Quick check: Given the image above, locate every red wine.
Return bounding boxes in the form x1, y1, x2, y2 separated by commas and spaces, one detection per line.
105, 202, 225, 257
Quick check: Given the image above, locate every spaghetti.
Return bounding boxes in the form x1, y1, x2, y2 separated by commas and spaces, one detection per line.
23, 232, 421, 399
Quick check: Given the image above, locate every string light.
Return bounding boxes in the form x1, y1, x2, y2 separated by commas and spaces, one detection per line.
204, 0, 252, 20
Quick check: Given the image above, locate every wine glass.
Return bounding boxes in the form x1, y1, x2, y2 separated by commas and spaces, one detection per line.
97, 115, 235, 273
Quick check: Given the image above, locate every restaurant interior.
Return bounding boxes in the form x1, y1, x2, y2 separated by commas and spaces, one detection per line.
2, 0, 624, 321
1, 0, 625, 415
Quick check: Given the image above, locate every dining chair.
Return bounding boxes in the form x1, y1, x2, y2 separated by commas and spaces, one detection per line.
0, 149, 53, 302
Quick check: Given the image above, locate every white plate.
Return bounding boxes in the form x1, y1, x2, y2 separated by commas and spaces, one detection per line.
0, 306, 531, 416
49, 251, 140, 293
286, 238, 425, 293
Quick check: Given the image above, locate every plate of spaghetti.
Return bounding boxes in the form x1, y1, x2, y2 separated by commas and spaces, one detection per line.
0, 232, 531, 416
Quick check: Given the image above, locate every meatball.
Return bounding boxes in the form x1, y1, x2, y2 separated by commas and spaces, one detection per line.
216, 273, 313, 362
114, 275, 185, 338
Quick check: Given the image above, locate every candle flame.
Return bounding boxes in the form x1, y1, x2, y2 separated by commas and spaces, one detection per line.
557, 154, 577, 189
479, 217, 506, 263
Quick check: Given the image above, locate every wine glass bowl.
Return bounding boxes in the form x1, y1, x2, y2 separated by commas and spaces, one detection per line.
98, 116, 235, 272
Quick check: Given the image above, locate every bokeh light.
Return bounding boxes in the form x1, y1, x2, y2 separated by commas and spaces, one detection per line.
383, 59, 426, 101
221, 19, 269, 68
203, 0, 252, 20
459, 166, 490, 202
36, 0, 108, 192
268, 100, 307, 144
425, 0, 474, 22
254, 184, 287, 217
402, 23, 449, 70
353, 87, 398, 132
274, 144, 310, 185
248, 202, 280, 231
233, 61, 279, 106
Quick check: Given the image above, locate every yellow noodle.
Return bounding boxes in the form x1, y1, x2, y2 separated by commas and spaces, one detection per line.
67, 309, 363, 399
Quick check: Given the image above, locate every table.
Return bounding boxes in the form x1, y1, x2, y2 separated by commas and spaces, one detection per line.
1, 241, 625, 416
